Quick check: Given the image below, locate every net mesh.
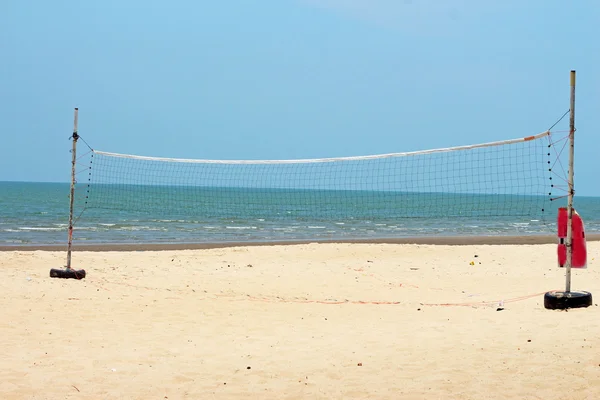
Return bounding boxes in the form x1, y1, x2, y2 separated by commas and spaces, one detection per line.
70, 131, 569, 243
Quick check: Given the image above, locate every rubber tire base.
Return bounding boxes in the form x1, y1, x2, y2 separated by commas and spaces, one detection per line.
49, 268, 86, 280
544, 290, 592, 310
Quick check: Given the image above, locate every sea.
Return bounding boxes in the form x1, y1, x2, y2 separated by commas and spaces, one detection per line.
2, 181, 600, 246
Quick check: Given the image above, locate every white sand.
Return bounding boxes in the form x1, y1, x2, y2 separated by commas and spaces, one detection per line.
1, 242, 599, 399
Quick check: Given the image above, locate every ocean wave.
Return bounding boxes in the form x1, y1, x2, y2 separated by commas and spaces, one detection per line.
116, 226, 151, 231
19, 227, 64, 232
226, 226, 258, 230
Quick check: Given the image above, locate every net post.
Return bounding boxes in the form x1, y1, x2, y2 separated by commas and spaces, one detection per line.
66, 108, 79, 270
565, 71, 576, 293
50, 108, 85, 279
543, 71, 590, 309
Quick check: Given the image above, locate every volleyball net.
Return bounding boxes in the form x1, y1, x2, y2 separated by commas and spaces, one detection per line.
70, 129, 570, 243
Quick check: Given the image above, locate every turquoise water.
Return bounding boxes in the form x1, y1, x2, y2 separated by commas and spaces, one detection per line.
2, 181, 600, 245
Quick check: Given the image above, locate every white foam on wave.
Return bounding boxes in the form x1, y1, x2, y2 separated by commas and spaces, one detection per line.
19, 227, 63, 231
308, 226, 326, 229
116, 226, 150, 231
226, 226, 257, 230
99, 223, 116, 227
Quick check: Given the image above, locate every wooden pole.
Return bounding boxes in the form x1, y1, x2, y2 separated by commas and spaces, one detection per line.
565, 71, 576, 292
66, 108, 79, 270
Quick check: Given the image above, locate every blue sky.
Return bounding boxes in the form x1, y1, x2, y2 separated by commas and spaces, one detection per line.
1, 0, 599, 195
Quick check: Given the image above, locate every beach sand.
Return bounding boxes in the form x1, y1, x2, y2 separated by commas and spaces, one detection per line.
1, 241, 599, 399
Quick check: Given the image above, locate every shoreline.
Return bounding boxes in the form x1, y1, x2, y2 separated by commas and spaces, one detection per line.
2, 233, 600, 251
